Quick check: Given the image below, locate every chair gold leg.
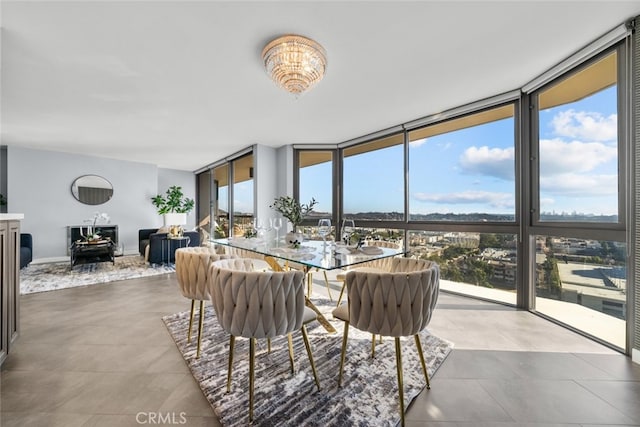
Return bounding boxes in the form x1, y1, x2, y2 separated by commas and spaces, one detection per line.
371, 334, 376, 358
336, 281, 346, 307
226, 335, 235, 393
395, 337, 405, 427
267, 337, 272, 354
338, 321, 349, 387
249, 338, 256, 422
287, 333, 295, 373
196, 300, 205, 359
307, 271, 313, 296
301, 325, 320, 390
187, 299, 195, 343
414, 334, 430, 389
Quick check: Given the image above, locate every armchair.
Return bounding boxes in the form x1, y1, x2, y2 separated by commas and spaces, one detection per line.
20, 233, 33, 269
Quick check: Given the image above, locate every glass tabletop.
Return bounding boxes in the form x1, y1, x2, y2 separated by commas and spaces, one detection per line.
211, 237, 403, 271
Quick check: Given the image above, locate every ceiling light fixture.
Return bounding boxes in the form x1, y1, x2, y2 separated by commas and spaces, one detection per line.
262, 34, 327, 95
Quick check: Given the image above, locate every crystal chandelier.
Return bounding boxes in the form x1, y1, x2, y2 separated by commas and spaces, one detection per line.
262, 34, 327, 95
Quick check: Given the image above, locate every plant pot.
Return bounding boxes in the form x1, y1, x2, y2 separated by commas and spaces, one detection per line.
164, 213, 187, 227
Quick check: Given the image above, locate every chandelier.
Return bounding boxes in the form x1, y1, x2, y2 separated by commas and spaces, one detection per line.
262, 34, 327, 95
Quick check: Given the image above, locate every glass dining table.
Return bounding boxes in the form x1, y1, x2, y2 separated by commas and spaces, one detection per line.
211, 237, 405, 333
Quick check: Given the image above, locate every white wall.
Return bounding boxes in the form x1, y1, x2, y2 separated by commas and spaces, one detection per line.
254, 144, 277, 222
8, 146, 194, 261
157, 168, 197, 230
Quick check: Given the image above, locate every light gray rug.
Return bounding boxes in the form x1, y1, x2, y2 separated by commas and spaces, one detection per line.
163, 298, 453, 426
20, 255, 175, 294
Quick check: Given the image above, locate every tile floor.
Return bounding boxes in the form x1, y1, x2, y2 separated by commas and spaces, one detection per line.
1, 271, 639, 426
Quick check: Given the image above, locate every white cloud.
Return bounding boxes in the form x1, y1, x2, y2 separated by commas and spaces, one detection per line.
413, 190, 514, 209
409, 138, 453, 151
540, 138, 616, 175
458, 146, 514, 180
540, 172, 617, 196
551, 109, 617, 142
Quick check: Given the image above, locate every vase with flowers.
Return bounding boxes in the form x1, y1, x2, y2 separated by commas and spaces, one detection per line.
269, 196, 317, 247
81, 212, 110, 242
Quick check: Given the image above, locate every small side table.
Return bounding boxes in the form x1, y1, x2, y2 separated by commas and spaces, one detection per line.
161, 236, 191, 265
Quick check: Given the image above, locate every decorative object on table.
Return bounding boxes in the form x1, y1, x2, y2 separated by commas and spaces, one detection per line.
244, 227, 258, 238
341, 218, 355, 244
262, 34, 327, 96
317, 218, 331, 247
270, 217, 283, 245
151, 185, 195, 238
269, 196, 317, 247
162, 297, 452, 426
80, 212, 110, 242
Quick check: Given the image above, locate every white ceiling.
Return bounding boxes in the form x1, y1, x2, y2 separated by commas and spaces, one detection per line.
2, 1, 639, 171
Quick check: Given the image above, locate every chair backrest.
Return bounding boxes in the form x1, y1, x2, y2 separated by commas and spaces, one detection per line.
390, 257, 435, 273
345, 260, 439, 337
209, 258, 306, 339
175, 247, 235, 301
355, 240, 402, 271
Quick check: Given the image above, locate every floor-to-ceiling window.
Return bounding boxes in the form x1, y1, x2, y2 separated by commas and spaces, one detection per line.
290, 30, 631, 352
296, 149, 336, 239
195, 150, 254, 241
212, 164, 229, 237
532, 49, 626, 349
231, 153, 254, 236
407, 103, 519, 304
343, 134, 404, 221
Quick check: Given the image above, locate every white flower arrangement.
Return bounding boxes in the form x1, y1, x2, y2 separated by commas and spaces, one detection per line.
81, 212, 110, 241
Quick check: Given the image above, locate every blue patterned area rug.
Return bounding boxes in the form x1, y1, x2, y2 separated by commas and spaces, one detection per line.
163, 298, 453, 427
20, 255, 175, 294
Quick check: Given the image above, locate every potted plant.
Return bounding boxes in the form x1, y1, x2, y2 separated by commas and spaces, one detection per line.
151, 186, 195, 237
270, 196, 317, 246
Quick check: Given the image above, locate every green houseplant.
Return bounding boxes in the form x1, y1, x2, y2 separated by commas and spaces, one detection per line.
151, 186, 195, 236
270, 196, 317, 246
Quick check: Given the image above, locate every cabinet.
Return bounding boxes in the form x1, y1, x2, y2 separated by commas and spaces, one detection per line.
0, 215, 21, 366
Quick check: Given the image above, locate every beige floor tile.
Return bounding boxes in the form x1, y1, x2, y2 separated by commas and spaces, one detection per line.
3, 272, 639, 426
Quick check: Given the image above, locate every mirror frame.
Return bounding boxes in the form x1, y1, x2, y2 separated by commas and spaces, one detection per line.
71, 175, 114, 205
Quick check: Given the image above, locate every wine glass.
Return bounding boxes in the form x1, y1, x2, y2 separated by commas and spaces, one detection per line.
271, 217, 283, 246
252, 218, 268, 238
317, 219, 331, 247
341, 219, 355, 245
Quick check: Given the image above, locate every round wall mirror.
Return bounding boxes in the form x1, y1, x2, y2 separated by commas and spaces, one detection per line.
71, 175, 113, 205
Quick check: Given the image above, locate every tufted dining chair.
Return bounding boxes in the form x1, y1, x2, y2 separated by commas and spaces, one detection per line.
332, 257, 439, 427
174, 247, 236, 358
208, 258, 321, 422
335, 239, 403, 306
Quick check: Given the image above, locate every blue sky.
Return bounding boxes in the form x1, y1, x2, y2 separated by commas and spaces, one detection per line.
300, 85, 618, 218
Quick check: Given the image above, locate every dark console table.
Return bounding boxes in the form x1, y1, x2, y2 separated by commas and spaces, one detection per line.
70, 240, 115, 269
